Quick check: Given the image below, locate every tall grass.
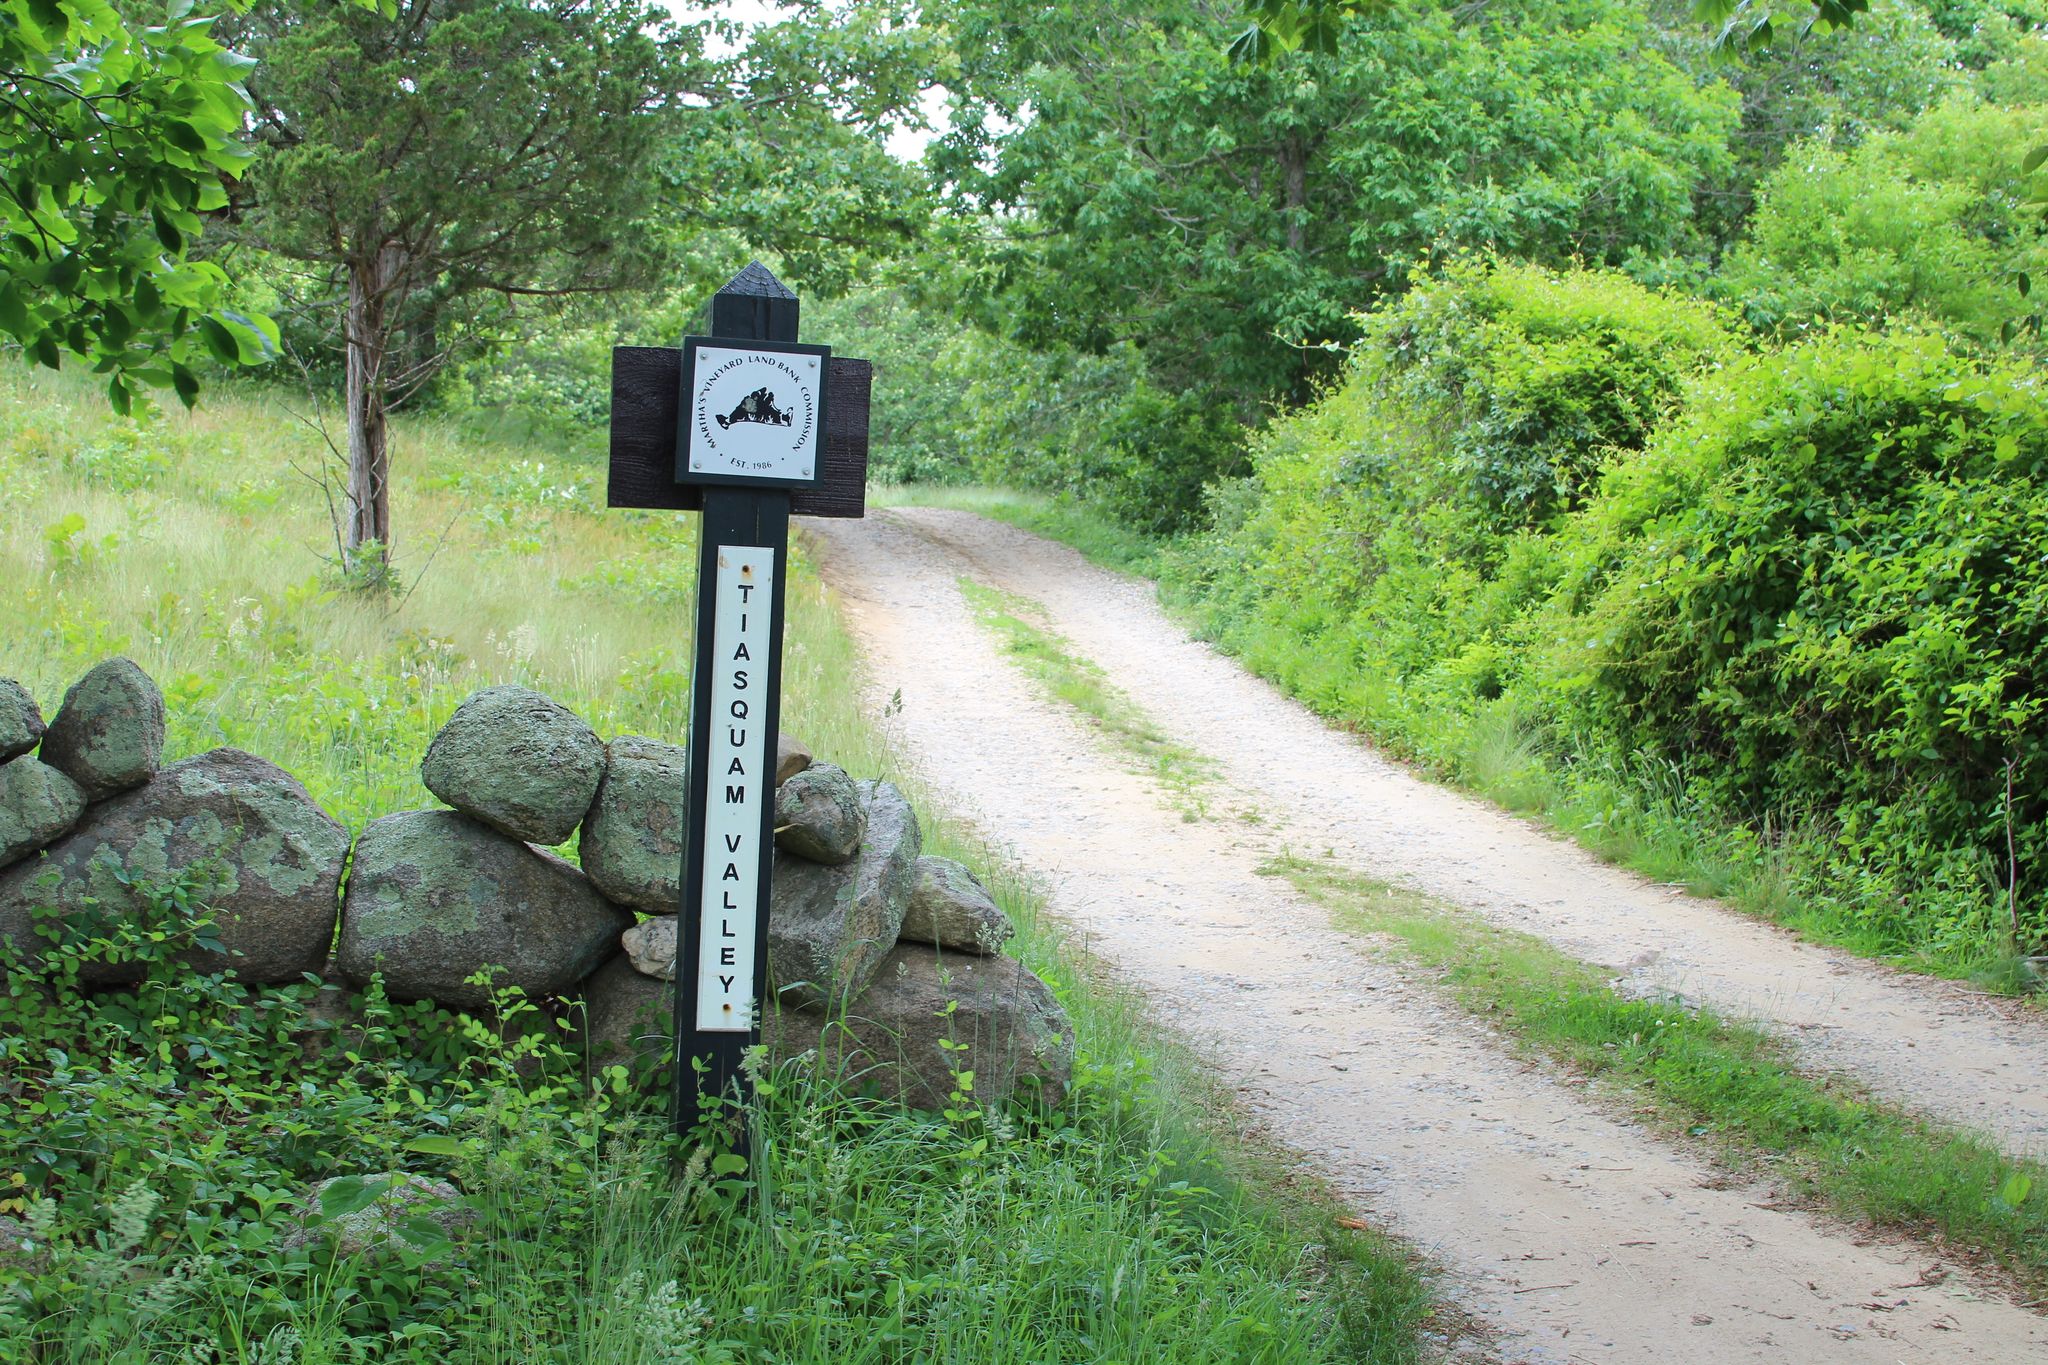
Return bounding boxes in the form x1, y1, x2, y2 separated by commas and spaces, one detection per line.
0, 370, 1431, 1362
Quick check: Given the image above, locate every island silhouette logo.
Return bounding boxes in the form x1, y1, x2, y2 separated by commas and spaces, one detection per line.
714, 386, 793, 430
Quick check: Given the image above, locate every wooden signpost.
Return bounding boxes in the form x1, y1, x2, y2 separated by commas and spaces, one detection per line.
607, 262, 870, 1136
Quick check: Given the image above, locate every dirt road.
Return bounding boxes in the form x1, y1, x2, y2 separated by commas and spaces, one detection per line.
806, 507, 2048, 1364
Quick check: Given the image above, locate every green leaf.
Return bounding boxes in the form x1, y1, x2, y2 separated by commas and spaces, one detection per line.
153, 208, 184, 253
317, 1175, 390, 1220
164, 122, 209, 155
2024, 145, 2048, 177
709, 1152, 749, 1177
171, 362, 200, 408
0, 285, 28, 340
1999, 1172, 2033, 1208
198, 315, 241, 365
404, 1135, 463, 1157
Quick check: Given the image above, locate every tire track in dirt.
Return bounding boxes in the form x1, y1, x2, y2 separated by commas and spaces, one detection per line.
805, 508, 2048, 1365
888, 507, 2048, 1163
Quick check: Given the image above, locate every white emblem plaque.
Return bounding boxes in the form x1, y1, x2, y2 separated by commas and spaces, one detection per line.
679, 340, 829, 486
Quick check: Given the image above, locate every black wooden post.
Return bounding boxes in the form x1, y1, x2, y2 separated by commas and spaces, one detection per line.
674, 265, 798, 1136
605, 261, 871, 1144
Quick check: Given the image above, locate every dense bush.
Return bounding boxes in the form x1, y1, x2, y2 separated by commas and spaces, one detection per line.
1169, 261, 2048, 963
1167, 258, 1732, 742
1715, 97, 2048, 349
1542, 331, 2048, 955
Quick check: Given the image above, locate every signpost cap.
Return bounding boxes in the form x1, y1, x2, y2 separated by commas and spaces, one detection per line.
708, 261, 799, 343
717, 261, 798, 301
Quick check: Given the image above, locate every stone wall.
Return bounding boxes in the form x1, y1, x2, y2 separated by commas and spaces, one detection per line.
0, 661, 1071, 1108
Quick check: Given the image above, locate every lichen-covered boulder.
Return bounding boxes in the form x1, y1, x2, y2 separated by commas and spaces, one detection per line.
0, 749, 347, 986
38, 658, 164, 800
0, 757, 85, 869
0, 679, 42, 763
420, 686, 604, 846
901, 856, 1015, 956
767, 780, 919, 1012
770, 945, 1072, 1109
578, 943, 1073, 1110
579, 735, 685, 912
339, 810, 629, 1008
776, 732, 813, 787
773, 763, 864, 865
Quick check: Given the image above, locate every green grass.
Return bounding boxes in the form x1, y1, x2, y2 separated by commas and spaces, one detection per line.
873, 483, 1167, 577
0, 369, 1433, 1363
956, 577, 1214, 818
1263, 851, 2048, 1299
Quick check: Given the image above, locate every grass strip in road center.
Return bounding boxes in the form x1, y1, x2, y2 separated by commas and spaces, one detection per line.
957, 577, 1214, 818
1263, 852, 2048, 1302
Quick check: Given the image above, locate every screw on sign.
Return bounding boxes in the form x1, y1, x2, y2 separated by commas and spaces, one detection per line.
606, 261, 872, 1139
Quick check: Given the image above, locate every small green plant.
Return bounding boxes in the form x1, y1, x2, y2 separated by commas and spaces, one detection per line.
41, 512, 116, 570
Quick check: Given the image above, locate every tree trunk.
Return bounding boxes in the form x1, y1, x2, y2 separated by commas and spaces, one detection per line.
343, 244, 403, 583
1281, 135, 1308, 257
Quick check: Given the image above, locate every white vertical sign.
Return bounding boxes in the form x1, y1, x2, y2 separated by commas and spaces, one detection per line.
696, 545, 775, 1032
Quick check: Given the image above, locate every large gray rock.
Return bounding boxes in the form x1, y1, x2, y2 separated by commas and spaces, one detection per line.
578, 735, 685, 912
339, 810, 629, 1008
773, 763, 864, 864
767, 780, 920, 1012
580, 952, 673, 1078
0, 679, 42, 762
776, 732, 813, 787
0, 749, 347, 986
771, 945, 1072, 1109
0, 757, 85, 868
420, 686, 604, 846
901, 856, 1015, 956
38, 658, 164, 799
579, 945, 1074, 1109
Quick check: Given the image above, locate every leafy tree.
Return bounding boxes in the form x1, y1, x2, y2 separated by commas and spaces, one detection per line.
227, 0, 683, 581
934, 0, 1737, 527
0, 0, 280, 413
1661, 0, 1969, 248
1230, 0, 1878, 60
659, 0, 944, 297
230, 0, 941, 581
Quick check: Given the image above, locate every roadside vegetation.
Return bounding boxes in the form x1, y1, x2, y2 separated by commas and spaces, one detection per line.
0, 373, 1431, 1362
943, 577, 2048, 1299
1265, 853, 2048, 1298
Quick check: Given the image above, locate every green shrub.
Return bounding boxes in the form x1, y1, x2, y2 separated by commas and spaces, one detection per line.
1540, 330, 2048, 954
1165, 257, 1733, 746
1715, 97, 2048, 350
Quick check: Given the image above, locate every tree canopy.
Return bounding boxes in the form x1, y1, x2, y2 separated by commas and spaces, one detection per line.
0, 0, 279, 412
